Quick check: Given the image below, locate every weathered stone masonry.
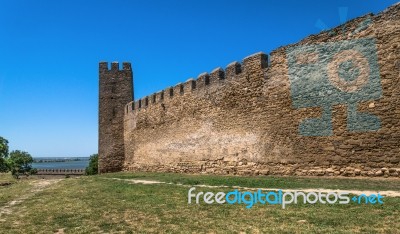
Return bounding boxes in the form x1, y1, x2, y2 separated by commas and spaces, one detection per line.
100, 3, 400, 177
99, 62, 133, 173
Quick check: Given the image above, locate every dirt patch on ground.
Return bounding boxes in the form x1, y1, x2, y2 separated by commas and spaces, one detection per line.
111, 178, 164, 185
54, 228, 65, 234
0, 182, 13, 187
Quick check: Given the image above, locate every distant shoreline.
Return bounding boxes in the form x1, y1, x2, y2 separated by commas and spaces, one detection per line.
32, 157, 90, 169
33, 157, 89, 163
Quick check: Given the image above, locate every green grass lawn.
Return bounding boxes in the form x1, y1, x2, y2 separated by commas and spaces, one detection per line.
101, 172, 400, 191
0, 172, 399, 233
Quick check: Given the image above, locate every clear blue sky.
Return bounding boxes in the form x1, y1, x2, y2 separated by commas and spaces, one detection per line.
0, 0, 397, 157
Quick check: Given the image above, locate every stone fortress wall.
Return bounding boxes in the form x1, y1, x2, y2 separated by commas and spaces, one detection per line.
100, 3, 400, 177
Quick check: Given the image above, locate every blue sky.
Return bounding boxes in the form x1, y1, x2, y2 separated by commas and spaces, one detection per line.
0, 0, 397, 157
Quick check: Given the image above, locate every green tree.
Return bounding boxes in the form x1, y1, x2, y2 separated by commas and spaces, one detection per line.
85, 154, 98, 175
7, 150, 36, 179
0, 136, 10, 172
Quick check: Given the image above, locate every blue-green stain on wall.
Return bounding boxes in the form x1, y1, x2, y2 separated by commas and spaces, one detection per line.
286, 38, 381, 136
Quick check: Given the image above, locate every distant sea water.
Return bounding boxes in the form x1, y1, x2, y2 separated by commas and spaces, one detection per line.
32, 157, 90, 169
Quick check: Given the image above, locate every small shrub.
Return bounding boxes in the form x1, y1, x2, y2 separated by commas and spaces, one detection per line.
85, 154, 98, 175
8, 150, 36, 179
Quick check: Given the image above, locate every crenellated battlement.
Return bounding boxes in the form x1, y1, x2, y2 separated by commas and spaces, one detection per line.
125, 52, 269, 114
99, 61, 132, 73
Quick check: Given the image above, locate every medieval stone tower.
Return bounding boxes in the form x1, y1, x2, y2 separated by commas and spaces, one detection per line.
98, 62, 133, 173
